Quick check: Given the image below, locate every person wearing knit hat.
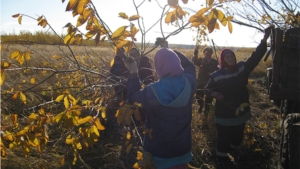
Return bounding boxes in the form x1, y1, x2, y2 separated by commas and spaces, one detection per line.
205, 26, 273, 169
124, 42, 196, 169
192, 46, 219, 127
218, 49, 237, 72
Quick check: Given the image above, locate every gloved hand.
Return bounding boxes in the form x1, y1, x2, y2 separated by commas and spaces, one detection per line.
211, 91, 224, 100
124, 57, 138, 74
263, 25, 273, 41
155, 37, 165, 46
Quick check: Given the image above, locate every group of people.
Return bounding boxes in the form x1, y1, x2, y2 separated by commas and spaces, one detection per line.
109, 26, 272, 169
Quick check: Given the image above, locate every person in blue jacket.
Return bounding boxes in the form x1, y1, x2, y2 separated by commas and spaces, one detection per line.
205, 27, 272, 168
124, 41, 197, 169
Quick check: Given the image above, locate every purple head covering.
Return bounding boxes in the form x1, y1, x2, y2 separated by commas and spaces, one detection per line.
154, 48, 184, 78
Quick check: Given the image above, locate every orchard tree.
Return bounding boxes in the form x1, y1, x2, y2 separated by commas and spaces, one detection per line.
222, 0, 300, 32
1, 0, 279, 168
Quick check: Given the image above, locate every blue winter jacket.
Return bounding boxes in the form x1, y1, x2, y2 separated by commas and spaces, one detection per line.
127, 50, 196, 169
206, 40, 267, 126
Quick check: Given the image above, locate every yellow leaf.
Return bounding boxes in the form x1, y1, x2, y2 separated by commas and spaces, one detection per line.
217, 9, 227, 26
30, 77, 36, 84
116, 39, 130, 49
11, 114, 18, 124
25, 51, 31, 60
101, 110, 106, 119
111, 26, 128, 41
237, 0, 241, 2
61, 157, 65, 166
76, 15, 86, 27
55, 94, 65, 102
15, 126, 30, 136
4, 131, 14, 141
83, 8, 93, 20
19, 91, 26, 104
37, 19, 48, 28
28, 113, 38, 123
110, 58, 114, 67
126, 131, 131, 140
133, 162, 140, 169
66, 135, 74, 144
130, 26, 139, 38
94, 117, 105, 130
125, 144, 132, 154
228, 21, 233, 33
0, 70, 5, 86
66, 0, 78, 11
64, 34, 72, 45
73, 140, 82, 150
119, 12, 128, 19
10, 50, 21, 59
16, 54, 25, 66
64, 96, 70, 109
37, 16, 43, 21
77, 0, 89, 15
165, 11, 177, 24
55, 112, 65, 123
136, 151, 143, 160
76, 116, 92, 126
240, 103, 250, 107
12, 92, 19, 100
194, 7, 210, 18
129, 15, 140, 21
91, 124, 100, 139
207, 18, 217, 33
18, 16, 22, 25
52, 55, 63, 60
39, 107, 45, 115
1, 62, 11, 69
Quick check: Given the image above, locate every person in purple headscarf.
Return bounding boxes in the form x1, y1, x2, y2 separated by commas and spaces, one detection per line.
205, 26, 272, 168
124, 41, 196, 169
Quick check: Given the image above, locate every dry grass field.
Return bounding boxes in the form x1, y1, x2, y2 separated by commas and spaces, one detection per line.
1, 44, 281, 169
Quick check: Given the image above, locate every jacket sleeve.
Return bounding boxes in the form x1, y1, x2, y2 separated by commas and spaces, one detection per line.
126, 73, 152, 109
191, 56, 203, 66
174, 50, 196, 77
138, 56, 154, 85
244, 40, 267, 74
205, 78, 215, 96
174, 50, 197, 93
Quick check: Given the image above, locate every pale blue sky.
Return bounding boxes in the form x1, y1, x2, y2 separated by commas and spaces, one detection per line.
1, 0, 264, 47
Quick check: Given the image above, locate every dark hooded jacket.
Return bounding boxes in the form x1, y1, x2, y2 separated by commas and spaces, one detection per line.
127, 50, 196, 168
205, 40, 267, 126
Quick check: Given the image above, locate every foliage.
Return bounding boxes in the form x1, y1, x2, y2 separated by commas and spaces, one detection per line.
0, 0, 282, 168
222, 0, 300, 32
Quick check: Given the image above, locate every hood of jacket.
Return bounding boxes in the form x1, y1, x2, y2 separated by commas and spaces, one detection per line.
149, 75, 191, 107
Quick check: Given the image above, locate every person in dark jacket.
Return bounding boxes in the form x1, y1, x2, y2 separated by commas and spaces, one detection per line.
192, 46, 219, 125
124, 42, 197, 169
110, 48, 129, 106
205, 27, 272, 168
129, 47, 154, 85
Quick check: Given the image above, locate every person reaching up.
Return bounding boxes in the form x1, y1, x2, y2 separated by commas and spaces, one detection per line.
124, 40, 196, 169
